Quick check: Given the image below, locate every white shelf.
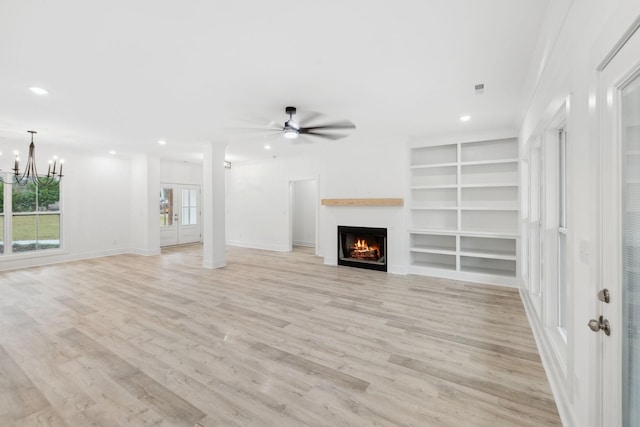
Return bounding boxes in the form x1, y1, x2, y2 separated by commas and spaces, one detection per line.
411, 162, 458, 169
408, 228, 519, 238
460, 158, 519, 166
411, 261, 457, 271
460, 138, 518, 163
408, 137, 519, 285
459, 250, 516, 260
409, 228, 459, 235
460, 255, 516, 276
410, 247, 457, 256
460, 206, 519, 211
459, 230, 520, 238
411, 187, 457, 207
411, 184, 458, 189
460, 183, 519, 188
459, 264, 517, 277
411, 144, 457, 166
410, 206, 458, 211
461, 186, 518, 209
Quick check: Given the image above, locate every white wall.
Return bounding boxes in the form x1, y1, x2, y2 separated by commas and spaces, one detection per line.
160, 159, 202, 185
518, 1, 640, 426
0, 148, 134, 270
225, 132, 408, 273
291, 180, 316, 247
0, 150, 202, 270
130, 155, 161, 255
225, 154, 322, 252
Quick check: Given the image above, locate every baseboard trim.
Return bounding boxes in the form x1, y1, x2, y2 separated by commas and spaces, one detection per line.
292, 240, 315, 247
130, 247, 162, 256
202, 258, 227, 269
0, 247, 131, 271
520, 288, 577, 427
226, 240, 290, 252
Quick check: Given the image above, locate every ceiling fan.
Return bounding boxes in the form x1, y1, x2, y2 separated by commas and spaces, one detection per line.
243, 106, 356, 141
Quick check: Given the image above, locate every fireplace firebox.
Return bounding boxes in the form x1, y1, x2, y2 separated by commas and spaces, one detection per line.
337, 226, 387, 272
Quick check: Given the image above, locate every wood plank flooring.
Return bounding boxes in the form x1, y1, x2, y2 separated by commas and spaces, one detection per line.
0, 245, 561, 426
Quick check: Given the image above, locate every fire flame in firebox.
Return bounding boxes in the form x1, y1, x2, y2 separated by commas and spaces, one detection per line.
350, 239, 381, 260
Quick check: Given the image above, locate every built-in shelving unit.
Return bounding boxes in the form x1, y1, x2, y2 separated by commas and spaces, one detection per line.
321, 198, 404, 206
408, 137, 519, 286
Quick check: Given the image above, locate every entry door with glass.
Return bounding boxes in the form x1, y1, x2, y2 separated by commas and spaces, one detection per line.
599, 25, 640, 427
160, 184, 200, 247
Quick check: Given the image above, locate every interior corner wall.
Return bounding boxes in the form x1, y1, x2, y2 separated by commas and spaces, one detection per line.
224, 133, 408, 273
291, 180, 316, 247
225, 156, 317, 252
0, 148, 134, 270
518, 2, 640, 426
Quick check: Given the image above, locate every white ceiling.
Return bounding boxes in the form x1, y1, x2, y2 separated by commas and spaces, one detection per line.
0, 0, 548, 164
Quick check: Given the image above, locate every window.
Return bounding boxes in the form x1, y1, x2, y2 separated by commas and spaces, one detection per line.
558, 128, 568, 333
11, 179, 61, 253
181, 188, 197, 225
0, 181, 4, 254
0, 175, 61, 255
540, 101, 570, 364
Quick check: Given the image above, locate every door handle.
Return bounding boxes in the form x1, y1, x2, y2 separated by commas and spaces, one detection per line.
588, 315, 611, 336
598, 288, 610, 303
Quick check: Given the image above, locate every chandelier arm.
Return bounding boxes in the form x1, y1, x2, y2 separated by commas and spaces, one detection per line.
2, 131, 64, 187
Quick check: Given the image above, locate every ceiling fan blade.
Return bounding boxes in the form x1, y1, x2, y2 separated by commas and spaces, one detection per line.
300, 120, 356, 132
301, 131, 349, 140
297, 111, 324, 126
229, 127, 281, 133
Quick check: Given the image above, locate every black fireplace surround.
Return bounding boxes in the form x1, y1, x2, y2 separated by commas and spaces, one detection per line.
337, 226, 387, 272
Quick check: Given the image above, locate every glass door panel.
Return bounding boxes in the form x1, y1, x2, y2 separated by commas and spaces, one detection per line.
181, 188, 197, 226
0, 180, 3, 254
160, 184, 199, 247
160, 187, 174, 227
622, 72, 640, 427
160, 185, 178, 246
178, 185, 200, 244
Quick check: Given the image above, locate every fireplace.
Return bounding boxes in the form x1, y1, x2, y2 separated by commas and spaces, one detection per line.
337, 226, 387, 272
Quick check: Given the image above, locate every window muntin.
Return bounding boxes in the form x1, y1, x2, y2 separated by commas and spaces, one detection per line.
181, 188, 197, 225
10, 179, 60, 253
557, 128, 568, 333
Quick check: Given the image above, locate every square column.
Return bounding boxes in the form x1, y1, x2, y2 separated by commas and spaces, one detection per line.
202, 142, 227, 268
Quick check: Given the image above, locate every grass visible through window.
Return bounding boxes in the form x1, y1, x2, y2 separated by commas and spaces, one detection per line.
12, 215, 60, 252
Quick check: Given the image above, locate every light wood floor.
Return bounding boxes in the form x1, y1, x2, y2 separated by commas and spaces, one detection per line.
0, 245, 561, 426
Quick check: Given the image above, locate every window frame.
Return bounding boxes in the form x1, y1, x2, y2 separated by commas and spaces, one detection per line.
0, 172, 64, 257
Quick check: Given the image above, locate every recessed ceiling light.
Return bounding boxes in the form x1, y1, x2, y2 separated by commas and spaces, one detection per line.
158, 139, 166, 145
109, 150, 117, 155
264, 145, 271, 150
29, 87, 48, 95
460, 115, 471, 122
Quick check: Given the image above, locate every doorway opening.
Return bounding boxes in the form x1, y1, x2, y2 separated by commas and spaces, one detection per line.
160, 184, 201, 247
289, 179, 318, 255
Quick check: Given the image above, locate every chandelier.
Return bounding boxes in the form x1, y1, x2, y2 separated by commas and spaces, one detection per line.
0, 130, 64, 188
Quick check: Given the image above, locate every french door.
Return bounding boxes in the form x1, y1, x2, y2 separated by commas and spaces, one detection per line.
160, 184, 201, 247
599, 24, 640, 427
